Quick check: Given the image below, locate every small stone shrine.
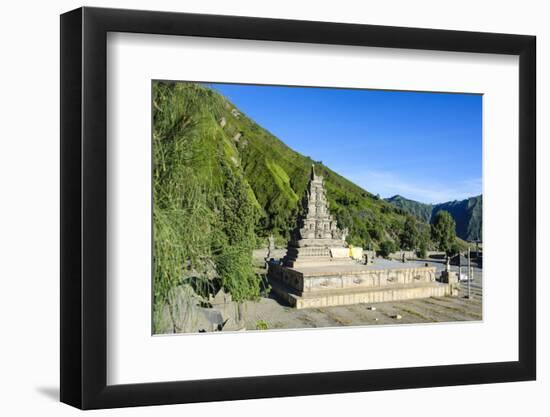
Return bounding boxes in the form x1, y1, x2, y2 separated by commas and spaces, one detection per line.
282, 165, 353, 268
268, 165, 457, 309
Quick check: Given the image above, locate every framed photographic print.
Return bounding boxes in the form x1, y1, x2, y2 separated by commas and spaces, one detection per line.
60, 6, 536, 409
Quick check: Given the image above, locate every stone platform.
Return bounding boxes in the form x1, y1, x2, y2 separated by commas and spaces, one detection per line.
268, 262, 455, 309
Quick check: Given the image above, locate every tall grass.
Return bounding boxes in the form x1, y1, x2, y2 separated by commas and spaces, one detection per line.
152, 81, 261, 333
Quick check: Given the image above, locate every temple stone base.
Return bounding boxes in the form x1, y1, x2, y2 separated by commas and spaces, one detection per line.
268, 263, 455, 309
270, 279, 452, 309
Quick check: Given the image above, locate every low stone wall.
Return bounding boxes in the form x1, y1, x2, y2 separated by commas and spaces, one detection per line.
426, 251, 447, 259
387, 250, 417, 260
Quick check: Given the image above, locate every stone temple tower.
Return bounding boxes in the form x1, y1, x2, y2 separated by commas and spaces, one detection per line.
283, 165, 349, 267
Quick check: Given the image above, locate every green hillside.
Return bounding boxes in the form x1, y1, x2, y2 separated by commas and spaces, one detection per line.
385, 195, 433, 223
386, 195, 483, 241
152, 81, 434, 331
156, 81, 413, 247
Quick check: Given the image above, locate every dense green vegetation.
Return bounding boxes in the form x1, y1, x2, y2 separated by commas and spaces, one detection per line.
378, 240, 399, 258
153, 82, 262, 332
386, 194, 482, 241
156, 82, 416, 249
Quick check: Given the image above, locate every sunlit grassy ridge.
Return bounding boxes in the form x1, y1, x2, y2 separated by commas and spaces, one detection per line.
207, 86, 412, 248
152, 81, 423, 331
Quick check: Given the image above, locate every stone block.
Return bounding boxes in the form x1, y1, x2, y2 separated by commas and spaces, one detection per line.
330, 247, 349, 258
440, 271, 459, 284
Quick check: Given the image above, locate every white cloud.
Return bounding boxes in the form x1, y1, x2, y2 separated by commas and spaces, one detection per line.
341, 170, 482, 204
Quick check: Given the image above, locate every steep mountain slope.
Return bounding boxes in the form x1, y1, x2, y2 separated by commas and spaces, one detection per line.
385, 195, 432, 223
434, 196, 482, 242
385, 195, 483, 241
218, 87, 421, 249
154, 81, 416, 249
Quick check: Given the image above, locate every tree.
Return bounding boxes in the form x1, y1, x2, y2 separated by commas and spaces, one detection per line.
417, 222, 431, 258
431, 210, 457, 255
417, 240, 428, 259
212, 160, 261, 303
400, 217, 420, 250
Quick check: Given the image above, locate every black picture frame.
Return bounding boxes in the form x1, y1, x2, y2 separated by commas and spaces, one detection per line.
60, 6, 536, 410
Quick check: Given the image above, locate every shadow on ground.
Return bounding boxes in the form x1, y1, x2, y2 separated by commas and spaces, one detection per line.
35, 386, 59, 401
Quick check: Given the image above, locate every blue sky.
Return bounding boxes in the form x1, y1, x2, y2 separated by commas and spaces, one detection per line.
205, 83, 482, 204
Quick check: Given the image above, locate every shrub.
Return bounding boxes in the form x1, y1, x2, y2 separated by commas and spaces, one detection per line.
256, 320, 269, 330
378, 240, 398, 258
416, 242, 428, 259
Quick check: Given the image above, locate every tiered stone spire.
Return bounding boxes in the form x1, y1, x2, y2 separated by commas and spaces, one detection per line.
283, 165, 348, 267
295, 165, 343, 242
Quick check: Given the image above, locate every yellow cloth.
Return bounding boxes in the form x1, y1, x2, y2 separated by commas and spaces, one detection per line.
349, 246, 363, 260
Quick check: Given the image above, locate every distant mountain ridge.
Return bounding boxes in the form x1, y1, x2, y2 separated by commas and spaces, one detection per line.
385, 194, 482, 241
